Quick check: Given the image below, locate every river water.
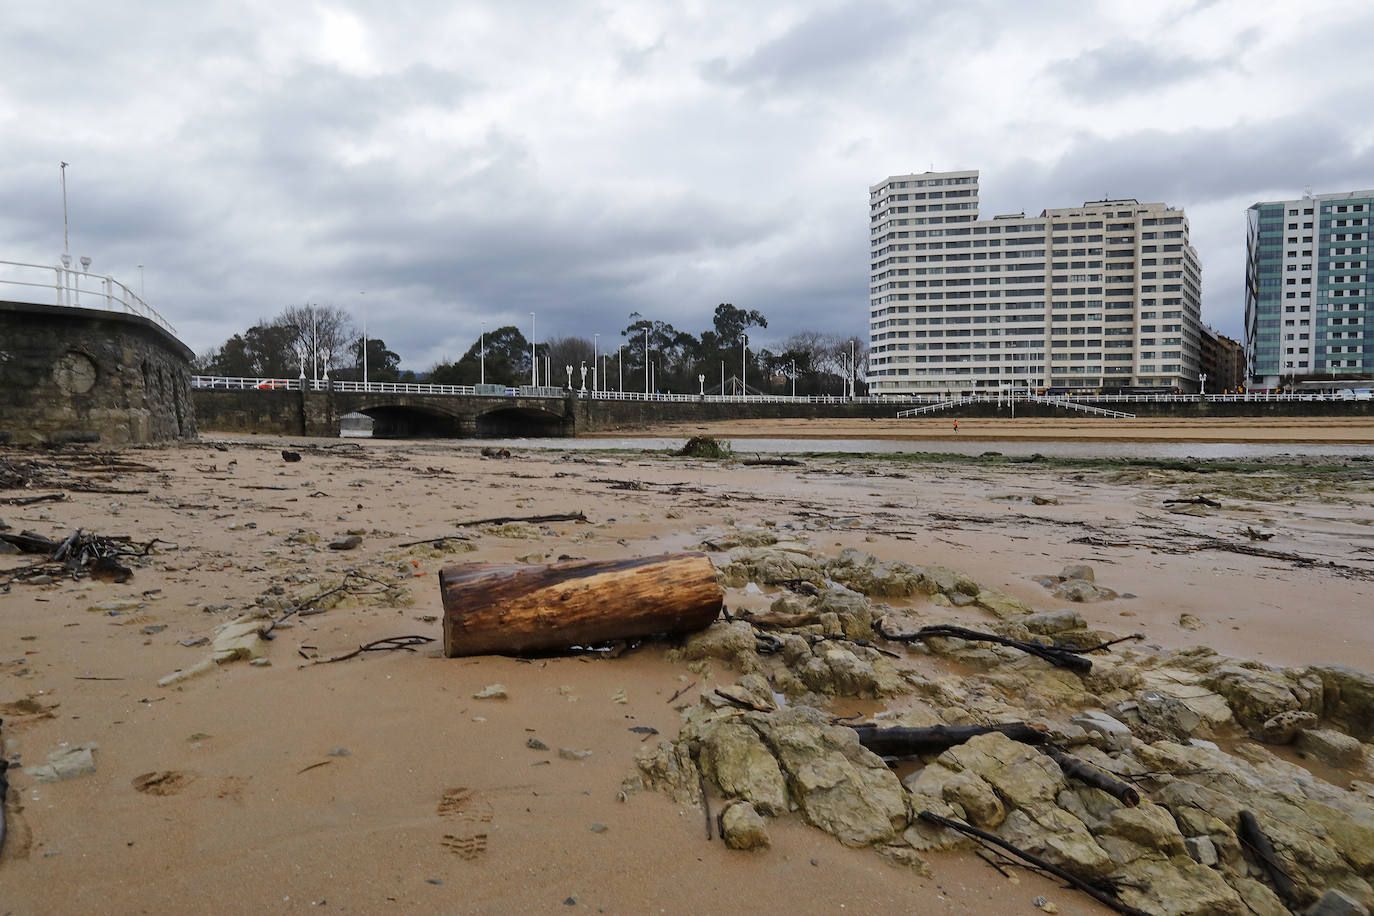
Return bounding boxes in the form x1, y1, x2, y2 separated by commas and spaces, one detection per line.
457, 436, 1374, 460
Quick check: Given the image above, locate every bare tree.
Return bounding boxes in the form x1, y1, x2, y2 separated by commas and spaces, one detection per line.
276, 304, 357, 376
544, 336, 596, 386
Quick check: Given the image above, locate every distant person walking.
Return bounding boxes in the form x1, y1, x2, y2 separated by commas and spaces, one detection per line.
953, 420, 959, 434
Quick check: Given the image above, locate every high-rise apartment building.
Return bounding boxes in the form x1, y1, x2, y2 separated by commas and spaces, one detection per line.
1244, 190, 1374, 387
868, 170, 1203, 394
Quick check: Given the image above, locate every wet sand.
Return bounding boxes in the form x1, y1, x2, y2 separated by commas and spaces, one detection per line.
2, 437, 1372, 913
599, 415, 1374, 443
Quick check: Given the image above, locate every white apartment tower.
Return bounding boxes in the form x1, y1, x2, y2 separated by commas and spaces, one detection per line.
868, 170, 1204, 394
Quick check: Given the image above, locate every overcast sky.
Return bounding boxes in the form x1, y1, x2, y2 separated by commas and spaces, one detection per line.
3, 0, 1372, 370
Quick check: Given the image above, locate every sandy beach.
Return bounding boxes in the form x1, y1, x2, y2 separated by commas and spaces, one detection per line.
2, 435, 1373, 914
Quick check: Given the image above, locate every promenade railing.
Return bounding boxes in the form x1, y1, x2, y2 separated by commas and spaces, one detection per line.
188, 378, 1371, 405
0, 258, 175, 336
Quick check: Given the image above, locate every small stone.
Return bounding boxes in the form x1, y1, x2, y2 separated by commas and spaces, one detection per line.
1178, 613, 1204, 630
1069, 710, 1132, 752
588, 822, 608, 833
328, 536, 362, 551
526, 737, 549, 751
89, 599, 141, 614
559, 748, 592, 761
612, 687, 628, 704
474, 684, 508, 700
1060, 564, 1094, 583
425, 878, 444, 886
1185, 835, 1218, 867
179, 636, 210, 647
249, 658, 271, 667
720, 800, 770, 851
30, 743, 98, 782
140, 625, 167, 635
327, 747, 350, 757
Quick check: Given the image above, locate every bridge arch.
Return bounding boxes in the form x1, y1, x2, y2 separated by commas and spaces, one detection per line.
472, 404, 570, 437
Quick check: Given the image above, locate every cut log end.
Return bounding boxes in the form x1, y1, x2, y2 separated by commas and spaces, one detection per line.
439, 552, 723, 657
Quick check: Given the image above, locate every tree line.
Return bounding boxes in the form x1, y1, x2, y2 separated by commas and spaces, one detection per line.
195, 302, 867, 396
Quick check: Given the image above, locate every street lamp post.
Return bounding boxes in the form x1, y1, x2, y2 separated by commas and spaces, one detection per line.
479, 321, 486, 384
644, 328, 649, 396
790, 360, 796, 398
618, 346, 623, 393
699, 374, 705, 397
1199, 372, 1207, 397
137, 264, 144, 300
580, 361, 587, 393
593, 333, 599, 393
530, 313, 537, 387
76, 255, 91, 306
360, 291, 368, 388
741, 334, 747, 395
565, 364, 573, 390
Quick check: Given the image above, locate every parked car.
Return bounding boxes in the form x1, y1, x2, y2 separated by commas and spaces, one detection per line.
255, 380, 291, 390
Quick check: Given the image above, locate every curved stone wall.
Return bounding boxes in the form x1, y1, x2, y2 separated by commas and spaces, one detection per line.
0, 300, 197, 445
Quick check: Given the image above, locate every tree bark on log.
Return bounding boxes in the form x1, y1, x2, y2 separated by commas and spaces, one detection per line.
439, 553, 723, 657
1040, 747, 1140, 807
850, 723, 1047, 758
1237, 810, 1298, 905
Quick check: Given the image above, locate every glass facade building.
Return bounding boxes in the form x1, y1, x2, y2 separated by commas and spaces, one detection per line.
1244, 190, 1374, 386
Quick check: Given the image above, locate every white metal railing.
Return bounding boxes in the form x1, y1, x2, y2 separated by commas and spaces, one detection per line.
0, 258, 175, 335
1032, 396, 1135, 418
189, 377, 1374, 405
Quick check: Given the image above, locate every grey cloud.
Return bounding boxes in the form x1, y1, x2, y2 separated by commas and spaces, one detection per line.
701, 2, 914, 89
1046, 42, 1227, 101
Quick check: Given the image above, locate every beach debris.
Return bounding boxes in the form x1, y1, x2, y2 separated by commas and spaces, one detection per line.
873, 620, 1143, 673
29, 743, 99, 783
396, 512, 587, 548
1, 527, 160, 588
742, 457, 802, 467
1164, 495, 1222, 509
1237, 810, 1298, 907
526, 737, 549, 751
281, 450, 302, 462
851, 723, 1048, 759
558, 748, 592, 761
313, 635, 435, 665
916, 811, 1152, 916
474, 684, 507, 700
1178, 613, 1204, 630
438, 553, 723, 657
328, 535, 362, 551
480, 447, 511, 459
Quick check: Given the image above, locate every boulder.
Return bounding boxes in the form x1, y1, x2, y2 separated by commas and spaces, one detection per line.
941, 771, 1006, 829
1138, 690, 1202, 738
1207, 663, 1312, 730
1098, 804, 1187, 857
720, 800, 771, 851
1060, 564, 1095, 583
998, 806, 1113, 878
1297, 729, 1366, 769
1113, 855, 1248, 916
1258, 710, 1319, 745
681, 621, 763, 673
757, 707, 908, 847
938, 731, 1065, 811
1307, 664, 1374, 742
698, 720, 789, 816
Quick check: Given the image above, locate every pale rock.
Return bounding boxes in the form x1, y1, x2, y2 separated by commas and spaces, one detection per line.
1307, 664, 1374, 742
1060, 564, 1095, 583
720, 800, 771, 851
998, 806, 1113, 878
29, 743, 98, 782
1186, 835, 1219, 866
1179, 613, 1205, 631
1258, 710, 1320, 745
1138, 689, 1203, 738
1112, 855, 1247, 916
1070, 710, 1133, 752
875, 843, 930, 874
697, 720, 789, 816
1098, 804, 1187, 857
941, 771, 1005, 829
681, 621, 763, 674
938, 731, 1065, 810
1306, 889, 1371, 916
474, 684, 507, 699
1022, 609, 1087, 635
1059, 581, 1101, 603
974, 587, 1034, 619
758, 707, 907, 847
1297, 729, 1366, 769
1228, 877, 1291, 916
1207, 663, 1311, 730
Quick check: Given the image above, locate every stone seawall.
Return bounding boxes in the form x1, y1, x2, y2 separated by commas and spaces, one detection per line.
0, 300, 196, 446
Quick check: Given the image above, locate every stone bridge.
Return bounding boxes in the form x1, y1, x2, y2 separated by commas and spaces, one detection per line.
192, 386, 1374, 439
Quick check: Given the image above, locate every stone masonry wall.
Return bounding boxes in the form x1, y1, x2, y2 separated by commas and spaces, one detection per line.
0, 300, 197, 446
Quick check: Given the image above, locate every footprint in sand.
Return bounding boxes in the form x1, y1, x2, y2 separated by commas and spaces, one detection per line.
132, 770, 196, 796
437, 786, 491, 860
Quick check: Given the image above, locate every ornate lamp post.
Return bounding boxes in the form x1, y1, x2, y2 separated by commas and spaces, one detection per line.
565, 364, 573, 390
698, 374, 705, 397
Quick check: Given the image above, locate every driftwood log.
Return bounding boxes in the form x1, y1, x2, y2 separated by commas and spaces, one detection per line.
1041, 747, 1140, 807
439, 553, 723, 657
851, 723, 1048, 758
874, 620, 1094, 672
